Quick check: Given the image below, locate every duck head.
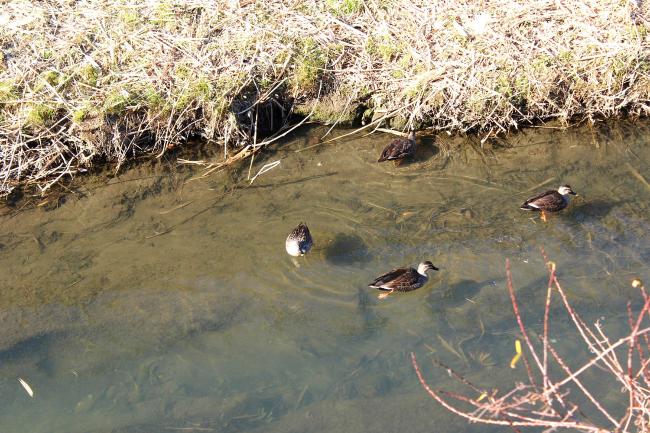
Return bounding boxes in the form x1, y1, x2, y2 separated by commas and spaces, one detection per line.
558, 185, 577, 196
418, 261, 439, 275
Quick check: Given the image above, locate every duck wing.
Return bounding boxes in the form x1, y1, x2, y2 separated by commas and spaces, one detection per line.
378, 137, 416, 162
369, 267, 419, 291
289, 223, 310, 240
521, 190, 566, 212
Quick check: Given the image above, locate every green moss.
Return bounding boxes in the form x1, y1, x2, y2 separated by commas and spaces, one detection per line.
275, 50, 291, 65
175, 78, 213, 110
398, 53, 413, 69
292, 38, 327, 92
33, 71, 68, 92
495, 74, 512, 98
214, 73, 247, 98
0, 81, 16, 102
43, 70, 61, 86
80, 64, 99, 87
366, 36, 404, 62
638, 59, 650, 74
119, 10, 140, 28
151, 2, 177, 30
144, 88, 164, 109
72, 107, 89, 123
513, 74, 530, 97
626, 23, 648, 39
103, 89, 138, 115
326, 0, 363, 15
212, 97, 229, 119
26, 104, 56, 127
259, 76, 273, 88
557, 50, 574, 64
174, 64, 191, 80
611, 53, 631, 78
194, 78, 211, 98
529, 55, 553, 77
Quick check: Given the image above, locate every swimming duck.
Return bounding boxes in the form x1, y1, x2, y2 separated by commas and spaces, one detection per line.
285, 223, 313, 256
369, 261, 439, 299
378, 131, 416, 165
520, 184, 577, 222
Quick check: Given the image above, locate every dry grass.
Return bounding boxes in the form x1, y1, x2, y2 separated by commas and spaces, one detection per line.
1, 0, 650, 196
413, 251, 650, 432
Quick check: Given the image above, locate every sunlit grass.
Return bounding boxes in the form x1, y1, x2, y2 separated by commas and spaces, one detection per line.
0, 0, 649, 196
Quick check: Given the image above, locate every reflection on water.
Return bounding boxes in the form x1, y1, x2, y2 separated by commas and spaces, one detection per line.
0, 121, 649, 433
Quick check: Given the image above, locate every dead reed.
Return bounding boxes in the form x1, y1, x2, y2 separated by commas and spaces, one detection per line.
412, 251, 650, 432
1, 0, 649, 196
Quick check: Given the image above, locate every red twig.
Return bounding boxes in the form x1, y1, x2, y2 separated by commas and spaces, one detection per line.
546, 338, 619, 428
543, 261, 556, 403
430, 357, 482, 394
620, 296, 650, 432
505, 259, 544, 375
552, 272, 623, 377
551, 326, 650, 390
414, 257, 650, 432
411, 352, 610, 432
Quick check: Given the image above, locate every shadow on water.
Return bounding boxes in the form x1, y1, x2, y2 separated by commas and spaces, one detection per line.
0, 333, 56, 365
247, 171, 338, 190
415, 135, 439, 162
431, 278, 495, 308
568, 199, 625, 221
323, 233, 372, 266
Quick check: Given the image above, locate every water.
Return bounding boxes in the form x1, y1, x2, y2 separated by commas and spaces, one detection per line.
0, 121, 648, 433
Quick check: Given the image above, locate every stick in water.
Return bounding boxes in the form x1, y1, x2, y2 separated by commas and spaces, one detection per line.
18, 377, 34, 398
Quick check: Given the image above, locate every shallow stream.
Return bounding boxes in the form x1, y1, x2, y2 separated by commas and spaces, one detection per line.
0, 122, 648, 433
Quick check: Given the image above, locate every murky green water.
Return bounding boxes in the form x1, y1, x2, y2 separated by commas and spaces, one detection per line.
0, 122, 648, 433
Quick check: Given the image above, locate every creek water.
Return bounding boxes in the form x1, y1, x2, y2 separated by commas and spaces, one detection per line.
0, 121, 648, 433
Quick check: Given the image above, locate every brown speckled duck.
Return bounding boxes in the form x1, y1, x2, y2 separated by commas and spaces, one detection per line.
369, 261, 438, 299
285, 223, 313, 256
378, 131, 416, 165
520, 184, 577, 222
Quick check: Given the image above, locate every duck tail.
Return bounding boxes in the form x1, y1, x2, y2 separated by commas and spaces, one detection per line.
520, 202, 537, 211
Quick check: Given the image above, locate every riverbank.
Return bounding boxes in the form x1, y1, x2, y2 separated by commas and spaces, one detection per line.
1, 0, 649, 197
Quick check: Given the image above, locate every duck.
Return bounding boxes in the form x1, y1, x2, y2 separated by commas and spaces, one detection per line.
520, 184, 577, 222
285, 223, 313, 256
378, 131, 416, 165
369, 261, 439, 299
